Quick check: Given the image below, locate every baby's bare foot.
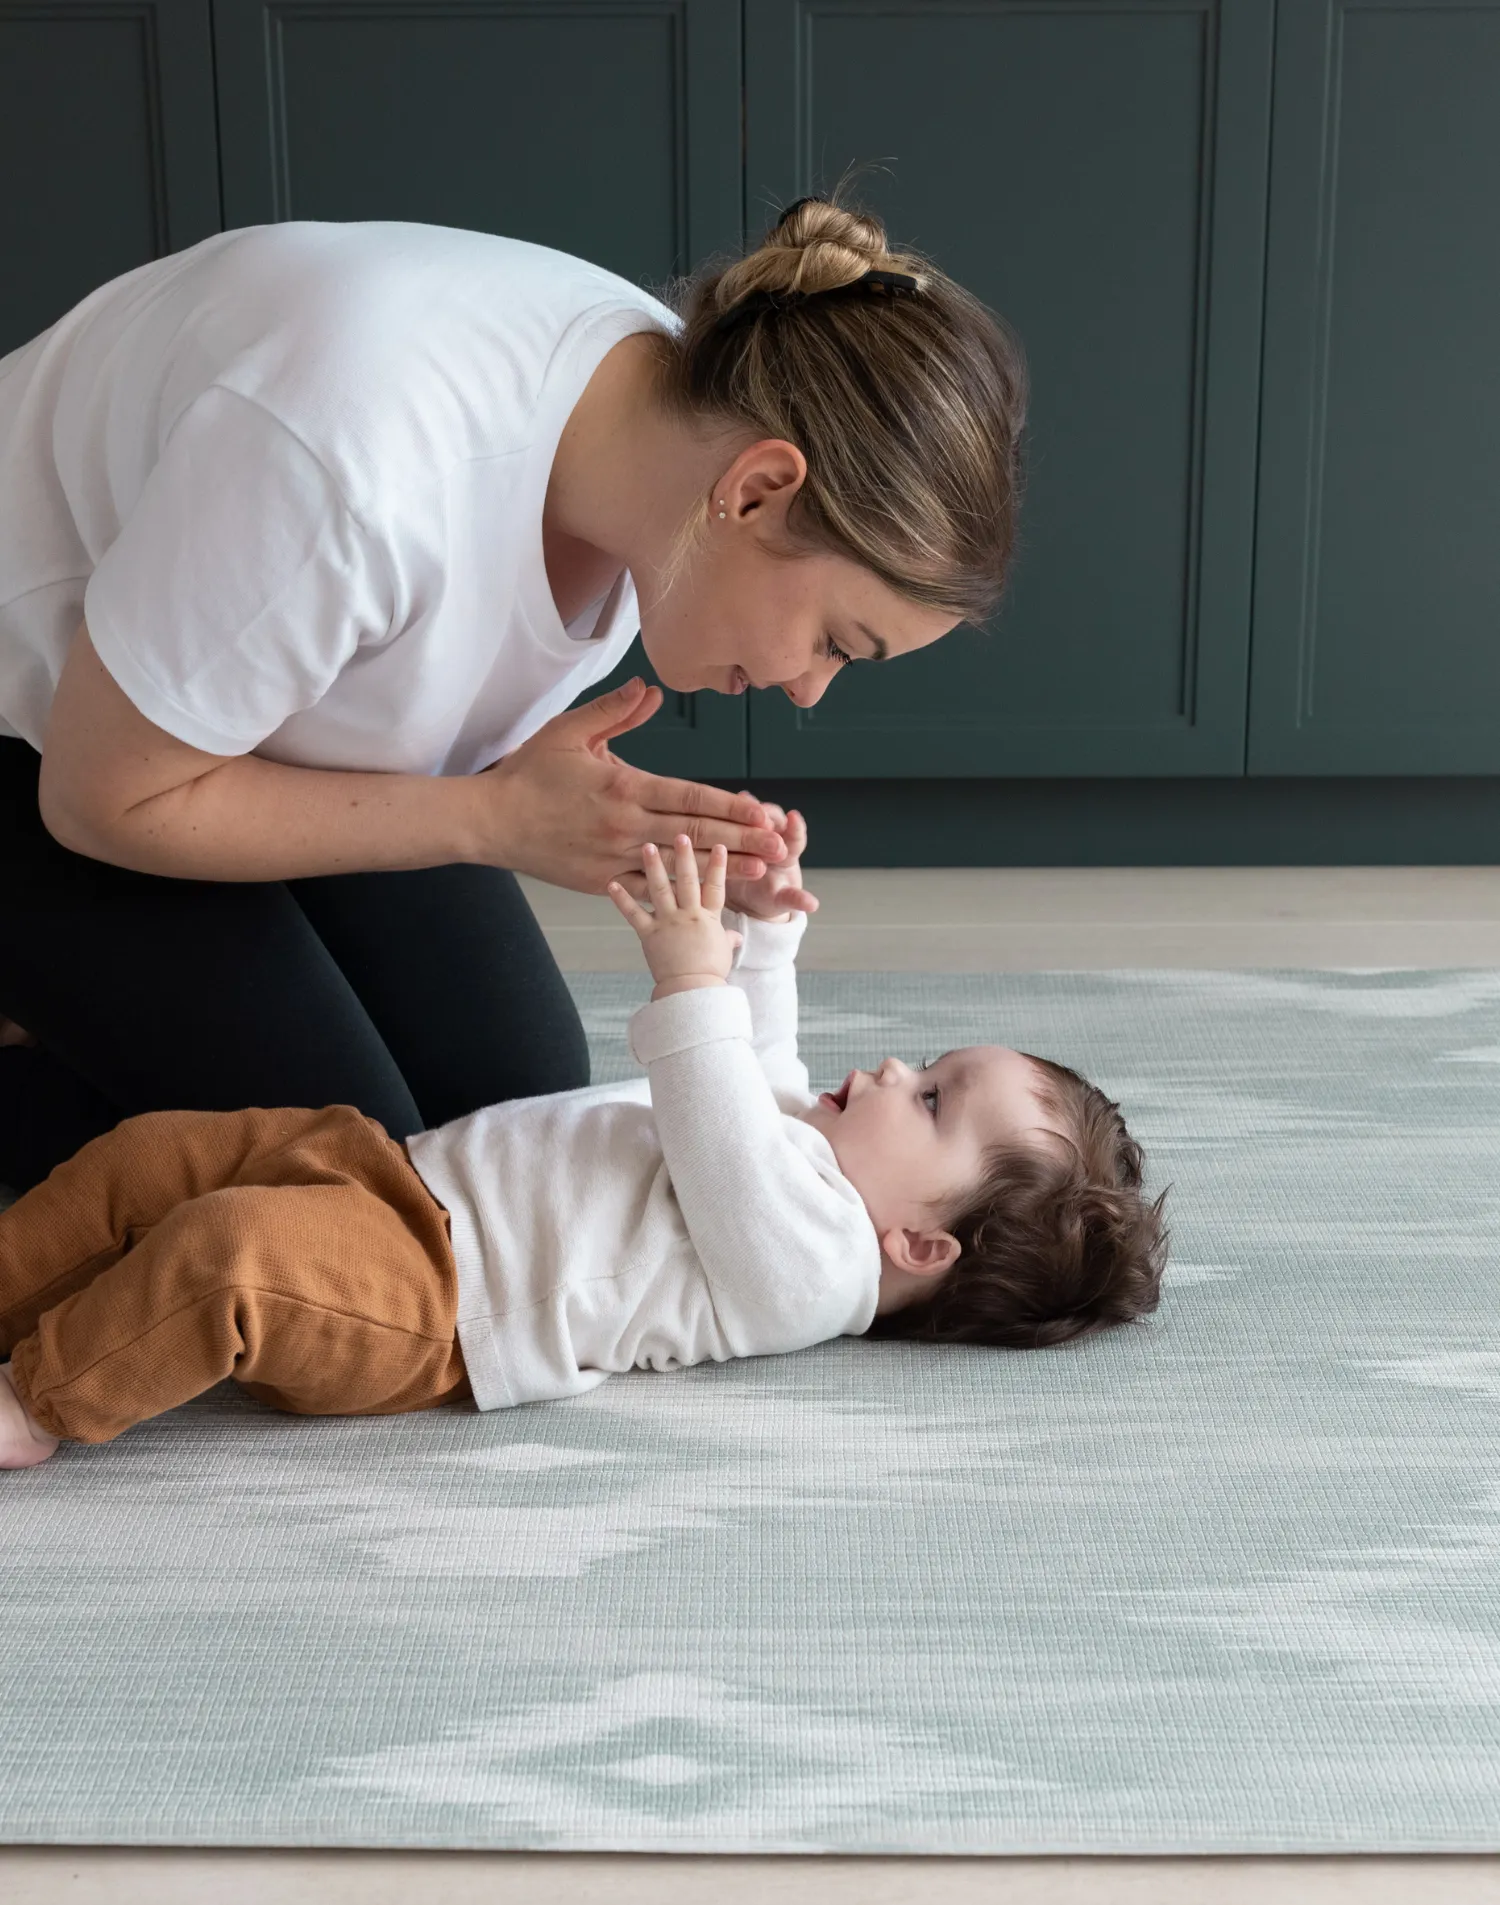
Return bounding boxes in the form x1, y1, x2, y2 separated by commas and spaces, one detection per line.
0, 1362, 60, 1467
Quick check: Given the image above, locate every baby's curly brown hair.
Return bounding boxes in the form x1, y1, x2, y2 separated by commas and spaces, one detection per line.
863, 1054, 1168, 1350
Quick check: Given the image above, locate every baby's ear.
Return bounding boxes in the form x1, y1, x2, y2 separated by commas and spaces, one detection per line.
882, 1226, 961, 1279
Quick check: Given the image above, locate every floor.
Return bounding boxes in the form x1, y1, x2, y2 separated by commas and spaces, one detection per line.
6, 866, 1500, 1905
518, 864, 1500, 973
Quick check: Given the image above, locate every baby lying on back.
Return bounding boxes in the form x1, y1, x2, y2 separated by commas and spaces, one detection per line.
0, 810, 1166, 1467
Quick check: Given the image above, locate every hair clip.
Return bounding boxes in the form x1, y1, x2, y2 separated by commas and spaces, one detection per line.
712, 267, 921, 337
859, 268, 920, 297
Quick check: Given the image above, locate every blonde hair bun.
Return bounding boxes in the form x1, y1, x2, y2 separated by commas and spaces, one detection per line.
716, 197, 926, 312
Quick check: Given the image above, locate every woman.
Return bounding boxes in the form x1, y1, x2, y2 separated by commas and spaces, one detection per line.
0, 196, 1027, 1192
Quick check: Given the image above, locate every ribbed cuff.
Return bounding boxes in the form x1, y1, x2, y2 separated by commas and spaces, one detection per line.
724, 906, 809, 970
628, 982, 753, 1065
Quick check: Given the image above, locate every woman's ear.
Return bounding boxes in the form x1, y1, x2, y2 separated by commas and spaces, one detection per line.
880, 1226, 961, 1280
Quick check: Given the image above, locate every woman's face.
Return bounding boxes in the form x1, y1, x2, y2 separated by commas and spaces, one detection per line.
636, 442, 962, 705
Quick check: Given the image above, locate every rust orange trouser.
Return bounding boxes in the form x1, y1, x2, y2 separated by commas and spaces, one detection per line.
0, 1103, 471, 1444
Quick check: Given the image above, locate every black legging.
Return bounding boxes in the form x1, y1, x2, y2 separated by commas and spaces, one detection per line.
0, 737, 589, 1192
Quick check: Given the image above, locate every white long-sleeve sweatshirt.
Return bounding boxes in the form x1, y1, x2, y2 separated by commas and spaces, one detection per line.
402, 908, 883, 1409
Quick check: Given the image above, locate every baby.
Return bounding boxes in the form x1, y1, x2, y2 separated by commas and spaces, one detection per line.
0, 811, 1167, 1469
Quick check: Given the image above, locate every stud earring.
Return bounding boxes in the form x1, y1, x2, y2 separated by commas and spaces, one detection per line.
717, 500, 727, 519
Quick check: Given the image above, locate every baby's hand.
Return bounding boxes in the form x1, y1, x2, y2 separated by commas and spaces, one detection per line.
722, 800, 819, 923
607, 835, 743, 1000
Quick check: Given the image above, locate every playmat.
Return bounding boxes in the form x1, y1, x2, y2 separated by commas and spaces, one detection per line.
3, 969, 1499, 1851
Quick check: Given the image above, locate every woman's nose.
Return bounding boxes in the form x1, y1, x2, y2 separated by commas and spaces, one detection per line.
782, 657, 844, 707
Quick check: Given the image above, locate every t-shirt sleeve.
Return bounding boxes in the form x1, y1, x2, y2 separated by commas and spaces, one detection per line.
82, 385, 393, 756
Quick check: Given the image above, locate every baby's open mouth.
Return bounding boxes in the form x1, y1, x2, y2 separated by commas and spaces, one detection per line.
818, 1073, 852, 1112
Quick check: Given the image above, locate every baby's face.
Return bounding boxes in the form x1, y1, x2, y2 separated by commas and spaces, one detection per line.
800, 1045, 1059, 1233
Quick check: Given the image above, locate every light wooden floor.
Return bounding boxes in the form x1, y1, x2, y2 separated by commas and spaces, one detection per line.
6, 866, 1500, 1905
521, 865, 1500, 972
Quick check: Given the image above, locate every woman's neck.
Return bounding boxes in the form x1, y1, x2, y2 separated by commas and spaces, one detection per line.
544, 333, 727, 579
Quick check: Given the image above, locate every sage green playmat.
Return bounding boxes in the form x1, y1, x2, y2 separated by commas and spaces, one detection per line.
4, 969, 1499, 1853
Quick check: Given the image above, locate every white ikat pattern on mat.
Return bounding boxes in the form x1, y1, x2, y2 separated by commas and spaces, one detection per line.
3, 968, 1500, 1850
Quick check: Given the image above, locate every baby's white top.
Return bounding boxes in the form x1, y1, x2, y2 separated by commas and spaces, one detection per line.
0, 220, 674, 769
404, 909, 883, 1409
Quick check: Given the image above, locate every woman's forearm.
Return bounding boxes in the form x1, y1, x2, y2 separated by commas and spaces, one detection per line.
65, 753, 496, 882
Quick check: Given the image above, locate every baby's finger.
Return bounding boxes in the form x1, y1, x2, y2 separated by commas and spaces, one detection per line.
700, 841, 728, 915
605, 879, 655, 932
611, 870, 652, 905
641, 839, 676, 910
785, 808, 809, 856
672, 832, 701, 910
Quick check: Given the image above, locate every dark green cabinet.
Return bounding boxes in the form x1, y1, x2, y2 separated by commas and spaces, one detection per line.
0, 0, 220, 350
1248, 0, 1500, 774
744, 0, 1275, 777
3, 0, 1496, 794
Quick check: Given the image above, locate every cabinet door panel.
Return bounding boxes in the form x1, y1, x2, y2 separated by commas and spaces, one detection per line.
210, 0, 746, 777
0, 0, 220, 357
1248, 0, 1500, 774
744, 0, 1273, 777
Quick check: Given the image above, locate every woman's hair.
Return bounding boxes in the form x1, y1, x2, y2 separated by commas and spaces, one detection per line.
864, 1055, 1169, 1351
643, 183, 1030, 622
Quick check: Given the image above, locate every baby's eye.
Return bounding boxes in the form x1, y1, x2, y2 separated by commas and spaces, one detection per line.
922, 1086, 940, 1118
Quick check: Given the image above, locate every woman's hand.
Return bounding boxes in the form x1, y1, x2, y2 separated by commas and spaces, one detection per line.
471, 678, 788, 893
606, 837, 742, 1000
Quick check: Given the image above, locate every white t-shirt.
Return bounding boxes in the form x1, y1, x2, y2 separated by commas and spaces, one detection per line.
0, 220, 679, 772
403, 908, 883, 1410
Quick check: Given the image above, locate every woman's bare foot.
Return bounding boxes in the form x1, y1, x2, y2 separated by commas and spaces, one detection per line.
0, 1362, 60, 1467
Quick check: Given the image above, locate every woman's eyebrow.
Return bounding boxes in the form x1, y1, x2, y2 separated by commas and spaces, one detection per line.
853, 620, 890, 661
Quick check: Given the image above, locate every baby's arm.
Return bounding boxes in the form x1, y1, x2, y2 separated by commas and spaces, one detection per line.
721, 908, 811, 1098
608, 838, 879, 1352
720, 804, 817, 1098
630, 982, 877, 1355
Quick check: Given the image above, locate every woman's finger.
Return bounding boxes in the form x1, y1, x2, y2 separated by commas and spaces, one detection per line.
738, 791, 787, 833
633, 772, 785, 861
605, 879, 655, 932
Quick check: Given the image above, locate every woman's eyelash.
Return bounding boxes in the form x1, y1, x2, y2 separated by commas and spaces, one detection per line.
822, 634, 853, 668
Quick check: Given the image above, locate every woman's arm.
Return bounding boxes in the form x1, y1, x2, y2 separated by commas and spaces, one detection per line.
38, 620, 786, 887
38, 621, 491, 881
